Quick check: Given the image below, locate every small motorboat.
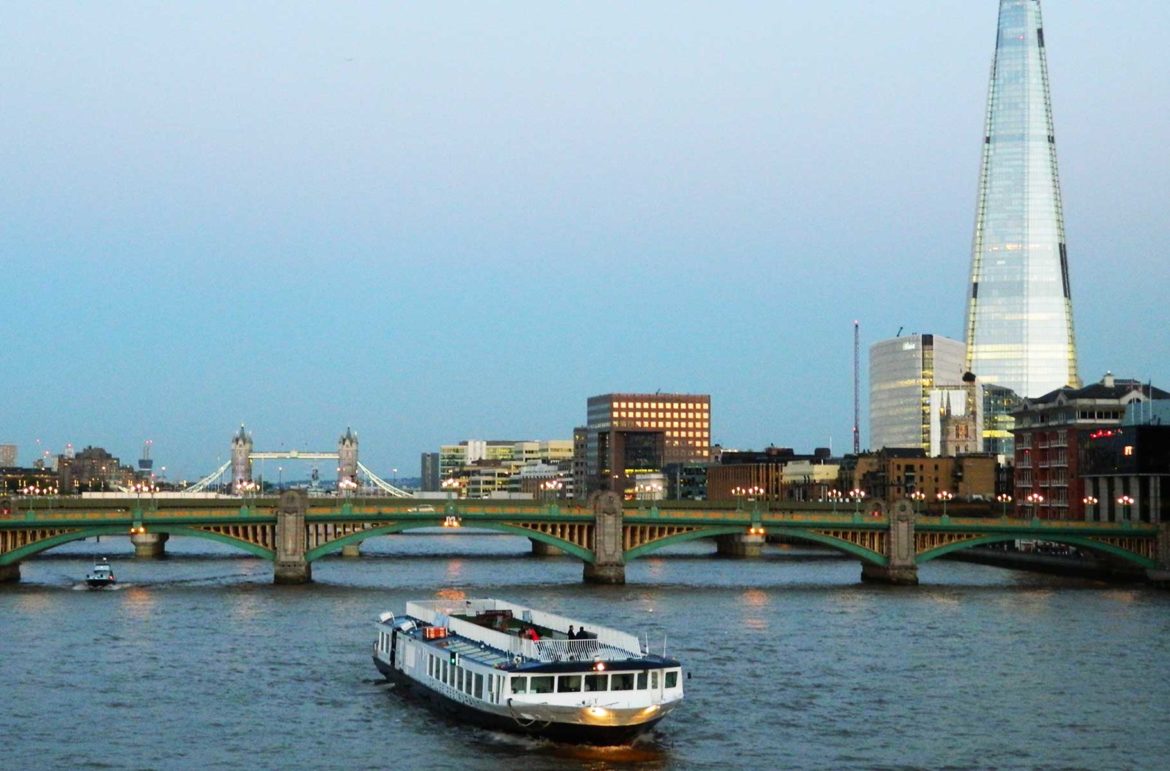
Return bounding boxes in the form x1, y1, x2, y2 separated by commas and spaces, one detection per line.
86, 559, 116, 589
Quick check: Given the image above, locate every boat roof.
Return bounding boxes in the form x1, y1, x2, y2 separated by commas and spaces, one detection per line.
379, 598, 678, 671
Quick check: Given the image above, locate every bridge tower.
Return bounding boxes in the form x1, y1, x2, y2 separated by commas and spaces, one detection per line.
231, 425, 254, 494
338, 427, 359, 487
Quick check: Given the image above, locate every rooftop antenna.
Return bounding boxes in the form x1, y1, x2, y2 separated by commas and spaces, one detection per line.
853, 321, 861, 455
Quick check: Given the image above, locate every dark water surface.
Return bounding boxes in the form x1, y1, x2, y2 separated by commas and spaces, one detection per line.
3, 535, 1168, 770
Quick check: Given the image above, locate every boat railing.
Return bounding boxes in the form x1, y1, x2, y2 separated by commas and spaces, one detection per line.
407, 599, 645, 660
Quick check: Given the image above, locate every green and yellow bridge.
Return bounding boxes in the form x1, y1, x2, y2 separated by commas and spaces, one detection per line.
2, 491, 1166, 585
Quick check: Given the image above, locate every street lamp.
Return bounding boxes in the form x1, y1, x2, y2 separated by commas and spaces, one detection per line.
1082, 495, 1098, 520
909, 490, 926, 515
937, 490, 954, 519
442, 478, 461, 500
827, 489, 843, 514
996, 493, 1013, 518
732, 486, 746, 511
1117, 494, 1134, 524
541, 479, 564, 504
850, 488, 867, 517
1025, 492, 1044, 520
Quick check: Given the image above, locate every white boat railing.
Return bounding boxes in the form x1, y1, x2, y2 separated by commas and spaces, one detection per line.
406, 599, 645, 661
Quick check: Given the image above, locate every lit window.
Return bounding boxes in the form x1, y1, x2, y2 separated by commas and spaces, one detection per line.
1124, 446, 1134, 456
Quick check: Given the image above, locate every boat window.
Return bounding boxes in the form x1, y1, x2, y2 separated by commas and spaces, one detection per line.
529, 676, 554, 694
427, 656, 433, 678
650, 671, 659, 689
512, 677, 528, 694
557, 675, 582, 693
611, 672, 635, 691
457, 667, 464, 691
475, 673, 484, 699
665, 670, 678, 688
637, 671, 648, 689
441, 661, 448, 683
584, 674, 608, 692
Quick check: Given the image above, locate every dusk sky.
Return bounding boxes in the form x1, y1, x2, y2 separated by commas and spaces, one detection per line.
3, 2, 1168, 483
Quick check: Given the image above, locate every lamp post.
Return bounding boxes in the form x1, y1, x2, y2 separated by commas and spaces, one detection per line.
996, 493, 1013, 518
541, 479, 564, 505
827, 489, 843, 514
909, 490, 926, 515
850, 488, 867, 518
937, 490, 954, 519
1082, 495, 1098, 520
277, 466, 283, 492
732, 486, 746, 511
1117, 494, 1134, 525
1025, 492, 1044, 521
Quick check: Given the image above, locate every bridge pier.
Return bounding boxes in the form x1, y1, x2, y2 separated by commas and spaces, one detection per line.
860, 501, 919, 586
583, 491, 625, 584
1148, 523, 1170, 586
131, 532, 169, 559
0, 562, 20, 583
715, 533, 765, 558
341, 543, 362, 558
530, 539, 564, 557
274, 490, 312, 584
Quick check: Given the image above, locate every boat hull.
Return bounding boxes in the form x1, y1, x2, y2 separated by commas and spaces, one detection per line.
373, 656, 662, 745
86, 578, 115, 589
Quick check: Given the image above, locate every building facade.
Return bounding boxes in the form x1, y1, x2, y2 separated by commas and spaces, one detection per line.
964, 0, 1079, 399
584, 393, 710, 497
1011, 373, 1166, 519
869, 334, 966, 452
1080, 425, 1170, 524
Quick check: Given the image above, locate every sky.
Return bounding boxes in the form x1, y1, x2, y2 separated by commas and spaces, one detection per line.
2, 1, 1168, 483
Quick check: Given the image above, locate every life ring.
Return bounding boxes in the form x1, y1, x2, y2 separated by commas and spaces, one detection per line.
513, 655, 522, 664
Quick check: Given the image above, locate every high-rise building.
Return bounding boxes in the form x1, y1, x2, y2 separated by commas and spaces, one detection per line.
964, 0, 1079, 399
869, 334, 966, 453
584, 393, 710, 497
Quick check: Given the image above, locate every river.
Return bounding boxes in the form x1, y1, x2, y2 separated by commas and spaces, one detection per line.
3, 534, 1168, 770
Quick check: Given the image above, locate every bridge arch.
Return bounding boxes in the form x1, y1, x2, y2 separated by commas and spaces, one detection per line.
917, 533, 1158, 569
623, 525, 888, 566
0, 525, 275, 565
305, 521, 595, 564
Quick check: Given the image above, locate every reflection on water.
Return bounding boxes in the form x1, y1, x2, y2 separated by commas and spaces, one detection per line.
739, 588, 770, 631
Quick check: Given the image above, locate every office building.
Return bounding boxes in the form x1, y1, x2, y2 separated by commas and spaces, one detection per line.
869, 334, 966, 452
584, 393, 710, 497
964, 0, 1079, 398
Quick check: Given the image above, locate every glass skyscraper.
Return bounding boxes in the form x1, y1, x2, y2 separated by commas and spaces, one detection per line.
964, 0, 1079, 399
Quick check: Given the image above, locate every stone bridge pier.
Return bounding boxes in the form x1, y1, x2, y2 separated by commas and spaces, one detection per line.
274, 490, 312, 584
1150, 523, 1170, 586
0, 563, 19, 583
861, 500, 919, 585
583, 491, 625, 584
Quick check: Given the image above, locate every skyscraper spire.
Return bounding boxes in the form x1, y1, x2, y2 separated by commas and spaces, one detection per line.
964, 0, 1079, 398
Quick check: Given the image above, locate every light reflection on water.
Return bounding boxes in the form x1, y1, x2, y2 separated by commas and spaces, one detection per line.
3, 535, 1169, 770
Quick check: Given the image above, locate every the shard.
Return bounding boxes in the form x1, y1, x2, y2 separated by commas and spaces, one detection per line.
964, 0, 1080, 398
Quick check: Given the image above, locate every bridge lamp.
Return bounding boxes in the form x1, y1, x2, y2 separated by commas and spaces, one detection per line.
936, 490, 954, 518
909, 490, 926, 515
849, 489, 867, 516
996, 493, 1013, 518
827, 489, 843, 514
1025, 492, 1044, 520
1117, 495, 1134, 523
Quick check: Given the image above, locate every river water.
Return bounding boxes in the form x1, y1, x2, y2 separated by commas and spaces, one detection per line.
3, 534, 1168, 770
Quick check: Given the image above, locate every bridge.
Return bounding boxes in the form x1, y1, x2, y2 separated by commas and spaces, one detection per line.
183, 425, 410, 497
2, 492, 1167, 586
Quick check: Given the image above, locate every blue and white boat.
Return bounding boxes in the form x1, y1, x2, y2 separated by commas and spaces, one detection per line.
372, 598, 684, 744
85, 559, 116, 589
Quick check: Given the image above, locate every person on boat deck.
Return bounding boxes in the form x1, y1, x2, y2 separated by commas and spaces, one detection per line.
567, 625, 576, 639
524, 627, 540, 641
575, 626, 588, 639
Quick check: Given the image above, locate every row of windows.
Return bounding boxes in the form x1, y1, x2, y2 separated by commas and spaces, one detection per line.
612, 402, 708, 412
511, 669, 679, 695
426, 653, 490, 701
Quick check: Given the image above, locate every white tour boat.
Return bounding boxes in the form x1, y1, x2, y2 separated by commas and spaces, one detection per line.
372, 598, 684, 744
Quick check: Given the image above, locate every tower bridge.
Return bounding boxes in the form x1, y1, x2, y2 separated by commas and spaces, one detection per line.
2, 493, 1166, 587
183, 425, 410, 497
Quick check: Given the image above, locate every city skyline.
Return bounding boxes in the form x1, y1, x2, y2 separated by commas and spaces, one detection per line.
3, 2, 1168, 480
